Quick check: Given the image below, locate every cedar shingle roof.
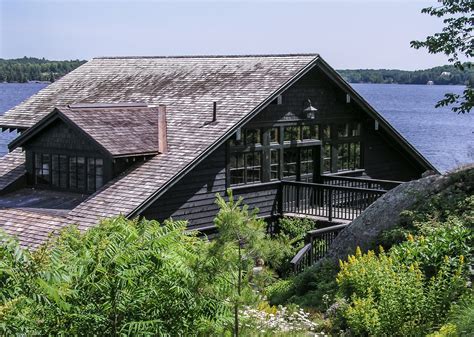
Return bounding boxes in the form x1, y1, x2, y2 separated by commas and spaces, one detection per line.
0, 149, 25, 191
0, 54, 319, 241
9, 105, 160, 157
0, 208, 69, 248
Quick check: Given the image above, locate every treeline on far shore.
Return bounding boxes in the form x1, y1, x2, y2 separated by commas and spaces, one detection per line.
338, 63, 473, 85
0, 57, 86, 83
0, 57, 473, 86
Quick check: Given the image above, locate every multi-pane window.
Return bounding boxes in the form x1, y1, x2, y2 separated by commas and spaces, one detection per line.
348, 142, 361, 170
337, 143, 350, 170
322, 123, 362, 173
245, 129, 261, 145
322, 125, 331, 139
228, 125, 323, 185
283, 148, 298, 178
270, 128, 279, 144
336, 142, 361, 171
229, 151, 261, 185
229, 153, 245, 185
284, 126, 300, 142
33, 152, 104, 192
323, 144, 331, 173
302, 125, 319, 140
270, 149, 280, 181
246, 152, 261, 183
300, 148, 314, 176
69, 156, 86, 191
284, 125, 320, 142
51, 154, 68, 189
87, 158, 104, 192
34, 153, 50, 184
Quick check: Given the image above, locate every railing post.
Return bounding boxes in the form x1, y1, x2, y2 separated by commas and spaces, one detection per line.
278, 182, 283, 216
328, 187, 333, 222
309, 235, 313, 266
296, 184, 300, 212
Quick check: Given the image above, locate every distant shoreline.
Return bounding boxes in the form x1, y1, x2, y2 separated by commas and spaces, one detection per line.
0, 57, 471, 86
1, 81, 466, 86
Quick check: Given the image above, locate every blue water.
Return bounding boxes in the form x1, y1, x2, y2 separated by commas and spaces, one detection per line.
352, 83, 473, 172
0, 82, 472, 172
0, 83, 48, 152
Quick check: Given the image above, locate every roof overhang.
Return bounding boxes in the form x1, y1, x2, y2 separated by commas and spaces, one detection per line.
8, 108, 114, 159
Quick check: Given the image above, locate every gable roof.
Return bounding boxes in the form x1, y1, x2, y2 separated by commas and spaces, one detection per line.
9, 104, 160, 158
0, 53, 437, 239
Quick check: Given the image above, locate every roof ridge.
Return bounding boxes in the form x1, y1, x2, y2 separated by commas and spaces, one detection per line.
93, 53, 319, 60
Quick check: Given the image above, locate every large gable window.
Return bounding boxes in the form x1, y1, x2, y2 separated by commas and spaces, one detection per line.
322, 122, 362, 173
228, 122, 363, 186
229, 151, 262, 185
33, 152, 104, 193
228, 124, 322, 186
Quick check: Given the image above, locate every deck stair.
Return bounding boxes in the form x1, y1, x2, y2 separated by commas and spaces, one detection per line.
285, 176, 403, 273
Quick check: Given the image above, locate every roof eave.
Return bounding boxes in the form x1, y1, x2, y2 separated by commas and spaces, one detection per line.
8, 108, 115, 160
112, 151, 158, 159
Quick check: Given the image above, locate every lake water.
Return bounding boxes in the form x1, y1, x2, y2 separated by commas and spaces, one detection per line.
0, 82, 472, 172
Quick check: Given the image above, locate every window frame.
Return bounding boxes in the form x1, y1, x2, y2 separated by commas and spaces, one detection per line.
32, 151, 105, 193
321, 122, 363, 174
227, 123, 322, 187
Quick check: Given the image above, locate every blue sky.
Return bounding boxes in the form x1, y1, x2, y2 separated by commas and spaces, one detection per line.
0, 0, 454, 69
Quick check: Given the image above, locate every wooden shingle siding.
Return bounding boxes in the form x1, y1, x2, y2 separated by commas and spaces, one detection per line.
363, 123, 424, 181
24, 119, 99, 154
141, 144, 280, 229
250, 67, 362, 125
141, 145, 227, 228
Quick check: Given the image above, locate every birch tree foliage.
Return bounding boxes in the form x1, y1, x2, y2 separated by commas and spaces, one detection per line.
411, 0, 473, 113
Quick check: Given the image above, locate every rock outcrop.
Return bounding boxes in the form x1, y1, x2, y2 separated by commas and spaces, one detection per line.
325, 165, 473, 262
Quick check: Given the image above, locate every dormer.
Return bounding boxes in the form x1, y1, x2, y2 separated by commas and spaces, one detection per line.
9, 103, 167, 194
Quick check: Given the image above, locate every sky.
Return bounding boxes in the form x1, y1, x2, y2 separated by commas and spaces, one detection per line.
0, 0, 457, 70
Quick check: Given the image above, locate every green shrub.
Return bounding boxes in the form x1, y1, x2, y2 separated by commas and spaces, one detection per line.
0, 217, 234, 335
390, 218, 471, 278
379, 168, 473, 249
337, 245, 468, 336
444, 293, 474, 336
265, 279, 295, 305
268, 261, 339, 312
278, 216, 315, 242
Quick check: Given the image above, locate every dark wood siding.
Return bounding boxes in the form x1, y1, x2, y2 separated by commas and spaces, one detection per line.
24, 119, 101, 155
141, 144, 280, 230
250, 67, 362, 126
363, 119, 425, 181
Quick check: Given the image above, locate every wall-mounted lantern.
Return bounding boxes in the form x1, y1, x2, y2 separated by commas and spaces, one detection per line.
303, 99, 318, 119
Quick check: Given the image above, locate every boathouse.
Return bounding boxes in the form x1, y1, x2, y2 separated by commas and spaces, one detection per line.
0, 54, 436, 248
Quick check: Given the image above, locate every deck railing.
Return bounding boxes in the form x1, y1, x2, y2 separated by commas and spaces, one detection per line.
281, 181, 386, 221
321, 175, 402, 191
290, 223, 348, 274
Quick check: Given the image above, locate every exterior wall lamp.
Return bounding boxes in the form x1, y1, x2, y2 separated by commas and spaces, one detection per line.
303, 99, 318, 119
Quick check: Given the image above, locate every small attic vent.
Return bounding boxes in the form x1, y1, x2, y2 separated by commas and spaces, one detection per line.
68, 102, 148, 109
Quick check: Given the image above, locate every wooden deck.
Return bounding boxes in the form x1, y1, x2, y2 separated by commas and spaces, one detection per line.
281, 180, 389, 222
283, 211, 352, 224
283, 177, 403, 274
